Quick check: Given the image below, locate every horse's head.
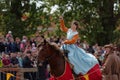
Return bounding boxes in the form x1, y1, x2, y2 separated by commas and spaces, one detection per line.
37, 40, 66, 77
37, 40, 49, 63
37, 39, 62, 63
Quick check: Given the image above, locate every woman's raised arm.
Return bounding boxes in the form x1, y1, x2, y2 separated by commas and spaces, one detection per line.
59, 16, 68, 32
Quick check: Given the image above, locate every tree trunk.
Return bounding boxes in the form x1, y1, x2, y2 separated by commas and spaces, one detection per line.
98, 0, 115, 45
10, 0, 22, 19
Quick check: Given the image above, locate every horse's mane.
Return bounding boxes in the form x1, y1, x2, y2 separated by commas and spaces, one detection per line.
50, 42, 64, 56
37, 40, 64, 56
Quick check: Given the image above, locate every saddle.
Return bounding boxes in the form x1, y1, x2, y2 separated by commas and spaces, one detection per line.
62, 46, 81, 80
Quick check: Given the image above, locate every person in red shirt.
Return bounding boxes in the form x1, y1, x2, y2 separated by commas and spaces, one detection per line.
2, 54, 11, 67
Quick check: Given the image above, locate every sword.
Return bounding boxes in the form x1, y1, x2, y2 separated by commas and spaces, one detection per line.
62, 10, 66, 17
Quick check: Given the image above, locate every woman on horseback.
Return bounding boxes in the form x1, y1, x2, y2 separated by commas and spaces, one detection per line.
59, 16, 102, 80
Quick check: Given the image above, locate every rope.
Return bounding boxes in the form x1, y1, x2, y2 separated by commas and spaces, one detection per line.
74, 68, 101, 80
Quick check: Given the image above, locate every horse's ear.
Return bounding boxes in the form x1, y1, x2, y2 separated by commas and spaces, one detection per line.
37, 43, 41, 48
43, 39, 49, 45
43, 39, 47, 44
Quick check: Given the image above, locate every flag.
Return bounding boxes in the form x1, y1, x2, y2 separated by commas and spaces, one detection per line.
83, 74, 89, 80
6, 73, 14, 80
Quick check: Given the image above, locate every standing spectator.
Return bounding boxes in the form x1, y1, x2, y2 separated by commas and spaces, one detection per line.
6, 31, 13, 41
35, 36, 44, 46
10, 53, 19, 67
2, 54, 11, 67
15, 37, 21, 52
82, 40, 89, 50
20, 41, 26, 52
102, 44, 120, 80
87, 45, 95, 54
31, 43, 37, 53
22, 36, 28, 43
9, 53, 19, 80
30, 37, 36, 47
20, 36, 28, 52
23, 40, 31, 54
17, 52, 23, 67
93, 43, 99, 53
7, 38, 17, 53
22, 51, 34, 80
23, 51, 33, 68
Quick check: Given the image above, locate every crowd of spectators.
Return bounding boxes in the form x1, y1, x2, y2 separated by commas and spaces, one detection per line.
0, 31, 120, 80
0, 31, 49, 80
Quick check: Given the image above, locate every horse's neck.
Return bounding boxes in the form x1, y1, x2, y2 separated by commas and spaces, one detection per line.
49, 54, 65, 77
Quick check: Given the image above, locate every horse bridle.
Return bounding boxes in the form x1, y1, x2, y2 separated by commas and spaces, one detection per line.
37, 43, 58, 65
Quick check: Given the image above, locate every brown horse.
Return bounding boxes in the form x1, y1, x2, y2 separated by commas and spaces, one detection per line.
37, 40, 74, 80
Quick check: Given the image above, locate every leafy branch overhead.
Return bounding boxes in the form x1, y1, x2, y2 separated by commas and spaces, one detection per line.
0, 0, 120, 45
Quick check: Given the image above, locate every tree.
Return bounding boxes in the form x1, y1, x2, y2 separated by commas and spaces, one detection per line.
42, 0, 120, 45
0, 0, 120, 45
0, 0, 52, 38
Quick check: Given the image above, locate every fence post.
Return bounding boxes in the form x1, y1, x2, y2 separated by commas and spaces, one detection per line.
16, 71, 21, 80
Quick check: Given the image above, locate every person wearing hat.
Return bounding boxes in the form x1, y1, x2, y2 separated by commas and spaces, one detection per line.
102, 44, 120, 80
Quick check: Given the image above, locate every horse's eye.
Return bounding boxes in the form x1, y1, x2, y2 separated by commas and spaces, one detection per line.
39, 47, 44, 52
41, 49, 44, 51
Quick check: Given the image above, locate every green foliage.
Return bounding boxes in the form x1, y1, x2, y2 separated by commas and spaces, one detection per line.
0, 0, 51, 38
43, 0, 120, 45
0, 0, 120, 45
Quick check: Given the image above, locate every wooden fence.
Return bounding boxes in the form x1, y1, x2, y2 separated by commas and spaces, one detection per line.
0, 67, 38, 80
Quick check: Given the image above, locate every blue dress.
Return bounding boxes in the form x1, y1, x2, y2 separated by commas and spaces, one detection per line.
61, 29, 98, 75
